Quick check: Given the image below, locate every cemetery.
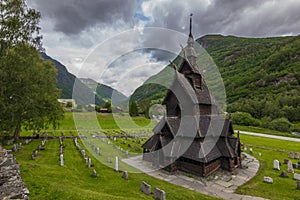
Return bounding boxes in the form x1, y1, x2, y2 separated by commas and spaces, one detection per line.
0, 124, 299, 199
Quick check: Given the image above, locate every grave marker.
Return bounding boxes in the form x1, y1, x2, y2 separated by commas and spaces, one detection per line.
154, 188, 166, 200
273, 160, 280, 170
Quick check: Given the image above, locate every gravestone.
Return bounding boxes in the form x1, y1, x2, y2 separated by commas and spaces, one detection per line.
25, 140, 29, 145
263, 176, 273, 184
115, 156, 119, 172
96, 147, 100, 155
290, 152, 295, 159
31, 154, 35, 160
12, 144, 17, 152
122, 171, 128, 180
288, 160, 294, 173
294, 173, 300, 181
258, 153, 262, 157
297, 182, 300, 190
295, 152, 300, 160
293, 164, 298, 169
284, 159, 289, 164
280, 171, 288, 178
60, 154, 64, 166
93, 169, 97, 177
140, 181, 151, 195
154, 188, 166, 200
249, 148, 253, 155
273, 160, 280, 170
88, 158, 91, 168
33, 150, 38, 157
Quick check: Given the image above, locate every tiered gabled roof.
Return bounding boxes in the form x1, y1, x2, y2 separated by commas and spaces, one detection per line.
162, 71, 217, 105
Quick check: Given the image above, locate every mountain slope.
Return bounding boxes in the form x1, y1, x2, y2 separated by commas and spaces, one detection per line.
79, 78, 128, 105
131, 35, 300, 122
42, 53, 126, 106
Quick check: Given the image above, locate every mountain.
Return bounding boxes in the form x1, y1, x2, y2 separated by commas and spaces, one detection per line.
79, 78, 128, 105
131, 35, 300, 122
41, 53, 127, 106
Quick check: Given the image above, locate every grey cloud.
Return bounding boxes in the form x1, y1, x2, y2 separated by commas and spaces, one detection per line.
28, 0, 136, 35
147, 0, 300, 38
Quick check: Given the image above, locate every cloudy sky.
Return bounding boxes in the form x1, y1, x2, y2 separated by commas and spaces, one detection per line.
27, 0, 300, 96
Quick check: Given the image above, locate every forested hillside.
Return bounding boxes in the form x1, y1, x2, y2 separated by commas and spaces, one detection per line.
131, 35, 300, 131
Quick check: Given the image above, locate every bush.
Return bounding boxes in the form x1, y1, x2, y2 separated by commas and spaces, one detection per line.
269, 118, 293, 132
231, 112, 261, 126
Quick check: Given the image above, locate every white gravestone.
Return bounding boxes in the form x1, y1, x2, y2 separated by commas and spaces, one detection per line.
88, 158, 91, 168
60, 154, 64, 166
294, 173, 300, 181
115, 156, 119, 172
264, 176, 273, 184
273, 160, 280, 170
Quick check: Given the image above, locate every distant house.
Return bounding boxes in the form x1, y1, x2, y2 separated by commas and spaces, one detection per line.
99, 108, 109, 113
58, 99, 77, 109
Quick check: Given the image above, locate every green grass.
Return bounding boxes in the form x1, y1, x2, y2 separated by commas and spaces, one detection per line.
13, 139, 217, 200
237, 134, 300, 200
234, 125, 300, 138
20, 112, 155, 136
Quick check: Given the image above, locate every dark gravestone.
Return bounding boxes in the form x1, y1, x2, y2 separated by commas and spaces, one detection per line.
122, 171, 128, 180
284, 159, 289, 164
279, 171, 288, 178
297, 182, 300, 190
293, 164, 298, 169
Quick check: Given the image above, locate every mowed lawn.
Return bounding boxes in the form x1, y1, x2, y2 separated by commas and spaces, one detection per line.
21, 112, 155, 136
237, 134, 300, 200
15, 139, 217, 200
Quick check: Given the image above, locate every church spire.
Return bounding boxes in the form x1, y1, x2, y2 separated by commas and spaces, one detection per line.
186, 13, 197, 66
189, 13, 193, 38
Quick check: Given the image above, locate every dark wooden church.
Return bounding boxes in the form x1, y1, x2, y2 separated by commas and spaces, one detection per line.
142, 15, 241, 177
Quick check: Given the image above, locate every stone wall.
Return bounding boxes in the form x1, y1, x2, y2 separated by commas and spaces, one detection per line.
0, 148, 29, 199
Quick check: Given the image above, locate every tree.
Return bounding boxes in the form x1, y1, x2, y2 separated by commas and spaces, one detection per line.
0, 44, 63, 139
0, 0, 42, 53
129, 101, 139, 117
102, 101, 112, 113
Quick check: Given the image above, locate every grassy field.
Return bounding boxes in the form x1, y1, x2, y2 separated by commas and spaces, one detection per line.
13, 139, 217, 200
237, 134, 300, 200
4, 113, 300, 199
21, 112, 155, 136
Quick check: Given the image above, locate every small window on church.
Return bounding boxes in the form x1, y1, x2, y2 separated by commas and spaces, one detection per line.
194, 76, 201, 89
